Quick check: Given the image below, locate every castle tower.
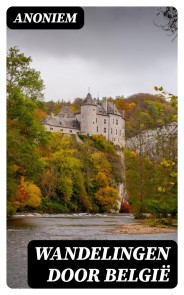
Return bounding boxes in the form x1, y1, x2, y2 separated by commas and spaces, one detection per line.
80, 93, 97, 135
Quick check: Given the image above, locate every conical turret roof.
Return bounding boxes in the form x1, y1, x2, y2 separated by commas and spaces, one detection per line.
83, 93, 96, 105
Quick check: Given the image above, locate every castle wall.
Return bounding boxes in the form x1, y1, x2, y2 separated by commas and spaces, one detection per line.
96, 114, 109, 140
80, 105, 97, 135
75, 113, 81, 122
108, 114, 125, 147
44, 124, 80, 134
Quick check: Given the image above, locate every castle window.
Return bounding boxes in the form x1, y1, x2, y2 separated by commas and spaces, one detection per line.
120, 130, 121, 135
116, 129, 117, 135
96, 118, 97, 123
60, 122, 62, 125
111, 128, 113, 134
116, 119, 118, 125
93, 122, 95, 124
93, 109, 95, 111
60, 129, 63, 131
104, 119, 106, 124
69, 130, 72, 133
97, 126, 98, 132
50, 127, 53, 130
113, 119, 114, 124
104, 128, 106, 133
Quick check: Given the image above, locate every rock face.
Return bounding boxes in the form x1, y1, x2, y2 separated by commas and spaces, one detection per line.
117, 150, 129, 210
126, 123, 177, 158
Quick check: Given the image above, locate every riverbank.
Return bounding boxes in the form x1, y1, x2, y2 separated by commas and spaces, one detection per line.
107, 222, 177, 235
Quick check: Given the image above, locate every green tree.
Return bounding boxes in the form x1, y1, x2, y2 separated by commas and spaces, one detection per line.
7, 46, 45, 102
125, 89, 177, 216
7, 47, 47, 211
124, 149, 154, 213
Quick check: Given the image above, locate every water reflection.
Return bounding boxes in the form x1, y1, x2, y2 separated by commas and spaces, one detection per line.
7, 217, 38, 229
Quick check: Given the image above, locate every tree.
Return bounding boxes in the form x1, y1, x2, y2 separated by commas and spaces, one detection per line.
125, 93, 176, 138
7, 46, 45, 101
95, 186, 121, 212
124, 149, 154, 213
114, 96, 136, 111
154, 7, 178, 40
7, 93, 46, 201
7, 47, 47, 209
12, 177, 42, 209
124, 88, 177, 215
38, 133, 94, 212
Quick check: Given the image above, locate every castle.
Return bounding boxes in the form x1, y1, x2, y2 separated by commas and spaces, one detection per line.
44, 93, 125, 147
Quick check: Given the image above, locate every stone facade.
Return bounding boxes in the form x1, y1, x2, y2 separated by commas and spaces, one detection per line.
44, 93, 125, 147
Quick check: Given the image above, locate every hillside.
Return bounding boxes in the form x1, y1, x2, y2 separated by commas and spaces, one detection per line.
124, 93, 177, 139
8, 129, 124, 215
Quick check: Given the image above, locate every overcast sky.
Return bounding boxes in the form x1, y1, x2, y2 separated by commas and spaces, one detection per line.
7, 7, 177, 102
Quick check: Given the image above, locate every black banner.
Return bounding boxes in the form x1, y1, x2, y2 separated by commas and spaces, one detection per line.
28, 240, 177, 288
7, 6, 84, 30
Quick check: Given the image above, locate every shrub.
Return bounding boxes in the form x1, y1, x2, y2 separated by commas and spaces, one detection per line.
134, 212, 147, 219
95, 186, 121, 212
45, 201, 69, 213
7, 202, 16, 217
25, 183, 42, 208
145, 199, 176, 218
120, 201, 132, 213
144, 218, 176, 228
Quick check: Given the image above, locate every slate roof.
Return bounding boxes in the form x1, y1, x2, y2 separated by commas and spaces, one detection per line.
58, 106, 74, 118
44, 114, 80, 129
82, 93, 96, 105
102, 101, 122, 116
96, 103, 107, 115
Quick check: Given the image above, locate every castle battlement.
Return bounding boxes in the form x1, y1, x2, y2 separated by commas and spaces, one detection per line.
44, 93, 125, 147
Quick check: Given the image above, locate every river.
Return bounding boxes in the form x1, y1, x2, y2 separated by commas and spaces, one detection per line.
7, 213, 177, 288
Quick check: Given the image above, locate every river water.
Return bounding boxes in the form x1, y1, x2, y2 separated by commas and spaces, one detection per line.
7, 213, 177, 288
